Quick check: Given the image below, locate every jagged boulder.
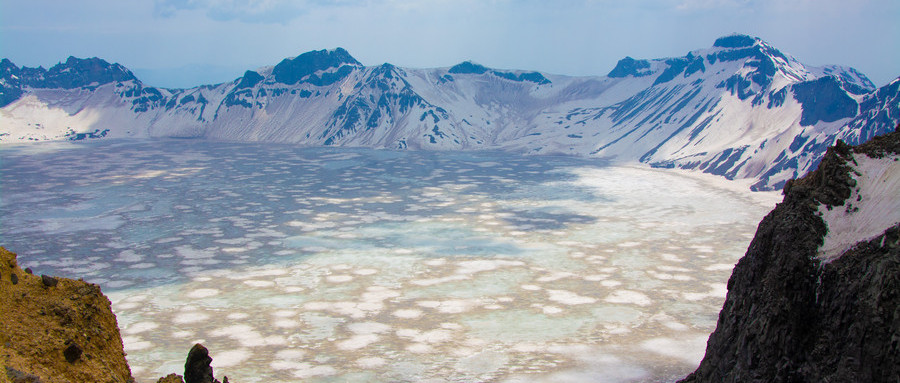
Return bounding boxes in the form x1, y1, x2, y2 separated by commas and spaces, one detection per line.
156, 373, 184, 383
184, 344, 218, 383
179, 343, 228, 383
681, 128, 900, 382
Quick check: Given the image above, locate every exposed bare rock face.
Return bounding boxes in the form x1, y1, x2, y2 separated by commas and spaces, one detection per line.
184, 344, 227, 383
0, 247, 133, 383
184, 343, 217, 383
681, 128, 900, 382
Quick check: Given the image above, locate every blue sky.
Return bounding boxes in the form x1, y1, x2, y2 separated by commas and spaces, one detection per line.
1, 0, 897, 88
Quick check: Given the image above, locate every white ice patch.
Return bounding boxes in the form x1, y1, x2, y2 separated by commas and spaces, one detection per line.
704, 263, 735, 271
435, 299, 478, 314
604, 290, 652, 306
547, 289, 597, 305
393, 309, 423, 319
600, 280, 623, 287
411, 274, 468, 286
270, 349, 310, 370
210, 324, 286, 347
243, 280, 276, 288
639, 334, 708, 365
542, 306, 564, 314
273, 319, 300, 328
210, 349, 251, 368
416, 329, 454, 344
121, 336, 153, 351
174, 311, 210, 324
125, 321, 159, 335
186, 288, 220, 298
325, 275, 354, 283
337, 334, 380, 350
347, 321, 392, 334
818, 153, 900, 262
356, 357, 386, 368
456, 259, 524, 274
291, 364, 337, 378
682, 283, 727, 301
115, 250, 144, 263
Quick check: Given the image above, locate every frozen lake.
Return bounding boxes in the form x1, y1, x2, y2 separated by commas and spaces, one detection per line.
0, 139, 779, 382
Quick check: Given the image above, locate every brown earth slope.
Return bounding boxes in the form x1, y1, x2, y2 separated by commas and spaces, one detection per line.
1, 247, 133, 383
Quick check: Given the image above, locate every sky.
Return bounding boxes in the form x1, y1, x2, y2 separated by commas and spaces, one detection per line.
1, 0, 897, 89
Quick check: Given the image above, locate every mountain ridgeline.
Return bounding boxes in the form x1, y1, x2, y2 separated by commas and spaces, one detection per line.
2, 35, 898, 190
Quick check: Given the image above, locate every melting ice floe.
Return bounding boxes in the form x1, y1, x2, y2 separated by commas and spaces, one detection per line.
0, 140, 781, 382
818, 153, 900, 262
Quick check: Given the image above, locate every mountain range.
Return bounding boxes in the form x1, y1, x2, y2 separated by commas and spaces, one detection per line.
1, 34, 898, 190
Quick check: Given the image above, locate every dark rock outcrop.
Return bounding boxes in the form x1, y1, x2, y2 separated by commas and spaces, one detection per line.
184, 344, 219, 383
62, 342, 82, 364
681, 128, 900, 382
40, 275, 58, 287
154, 343, 229, 383
156, 374, 185, 383
271, 47, 361, 86
607, 56, 652, 78
5, 367, 43, 383
448, 61, 489, 75
0, 57, 138, 107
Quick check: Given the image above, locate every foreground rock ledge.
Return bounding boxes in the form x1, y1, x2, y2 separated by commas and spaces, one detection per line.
1, 248, 230, 383
681, 129, 900, 382
0, 247, 133, 383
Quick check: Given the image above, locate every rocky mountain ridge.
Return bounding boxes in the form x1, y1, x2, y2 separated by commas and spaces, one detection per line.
1, 34, 898, 191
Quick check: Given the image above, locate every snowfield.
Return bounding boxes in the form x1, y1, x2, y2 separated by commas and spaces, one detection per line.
818, 152, 900, 262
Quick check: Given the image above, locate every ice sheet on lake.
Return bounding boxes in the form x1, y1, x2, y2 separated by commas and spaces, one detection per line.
0, 140, 779, 383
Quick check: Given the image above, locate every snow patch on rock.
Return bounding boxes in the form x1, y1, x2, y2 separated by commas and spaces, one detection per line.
818, 153, 900, 262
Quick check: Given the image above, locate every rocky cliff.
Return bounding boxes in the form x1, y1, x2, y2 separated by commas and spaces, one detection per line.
0, 248, 227, 383
681, 127, 900, 382
1, 247, 132, 383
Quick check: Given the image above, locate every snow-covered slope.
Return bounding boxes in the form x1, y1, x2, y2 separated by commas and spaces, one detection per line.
817, 151, 900, 262
2, 35, 898, 190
